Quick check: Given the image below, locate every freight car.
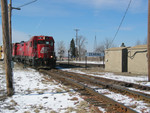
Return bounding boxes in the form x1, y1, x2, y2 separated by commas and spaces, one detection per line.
12, 36, 56, 68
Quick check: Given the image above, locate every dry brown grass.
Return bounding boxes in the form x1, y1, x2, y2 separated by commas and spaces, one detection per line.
34, 109, 40, 113
24, 111, 31, 113
65, 107, 75, 113
50, 110, 57, 113
10, 99, 18, 106
69, 97, 78, 101
55, 88, 63, 93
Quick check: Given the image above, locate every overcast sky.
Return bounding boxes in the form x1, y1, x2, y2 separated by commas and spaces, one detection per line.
0, 0, 148, 51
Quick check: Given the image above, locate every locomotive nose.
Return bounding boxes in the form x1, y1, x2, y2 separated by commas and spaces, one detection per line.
40, 46, 49, 54
37, 45, 50, 59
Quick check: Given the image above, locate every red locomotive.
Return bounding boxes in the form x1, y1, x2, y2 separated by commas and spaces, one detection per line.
12, 35, 56, 68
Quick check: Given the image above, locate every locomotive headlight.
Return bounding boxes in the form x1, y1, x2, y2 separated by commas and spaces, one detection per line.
50, 56, 53, 58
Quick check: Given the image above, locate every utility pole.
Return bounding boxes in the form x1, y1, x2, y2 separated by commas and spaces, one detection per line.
1, 0, 14, 96
8, 0, 12, 52
94, 35, 97, 51
8, 0, 36, 51
148, 0, 150, 82
8, 0, 20, 53
74, 29, 79, 46
74, 29, 79, 60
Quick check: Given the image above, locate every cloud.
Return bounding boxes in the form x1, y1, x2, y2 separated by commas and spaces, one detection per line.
58, 0, 146, 12
11, 0, 146, 18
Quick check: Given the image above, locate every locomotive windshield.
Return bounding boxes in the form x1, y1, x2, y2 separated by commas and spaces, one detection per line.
38, 40, 53, 46
38, 40, 45, 44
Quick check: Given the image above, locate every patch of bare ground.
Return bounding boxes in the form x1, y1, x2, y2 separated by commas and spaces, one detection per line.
64, 101, 100, 113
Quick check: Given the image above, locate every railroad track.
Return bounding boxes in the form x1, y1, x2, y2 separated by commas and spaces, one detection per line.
14, 62, 150, 112
60, 70, 150, 102
39, 69, 150, 113
56, 61, 105, 68
15, 61, 149, 112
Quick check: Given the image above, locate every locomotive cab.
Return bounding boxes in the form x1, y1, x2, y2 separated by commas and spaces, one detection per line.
33, 36, 56, 68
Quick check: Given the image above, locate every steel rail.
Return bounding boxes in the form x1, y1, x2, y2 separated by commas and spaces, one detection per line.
59, 70, 150, 103
56, 61, 105, 68
39, 69, 137, 113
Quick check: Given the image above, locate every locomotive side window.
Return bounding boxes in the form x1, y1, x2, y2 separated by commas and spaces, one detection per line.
38, 37, 43, 39
34, 41, 37, 49
50, 41, 53, 46
45, 37, 49, 40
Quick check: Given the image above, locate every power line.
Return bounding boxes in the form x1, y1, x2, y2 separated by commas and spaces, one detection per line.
17, 0, 37, 8
111, 0, 133, 45
0, 0, 37, 18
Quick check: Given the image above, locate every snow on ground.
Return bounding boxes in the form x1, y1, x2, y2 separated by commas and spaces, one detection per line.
0, 62, 95, 113
57, 60, 104, 64
60, 68, 150, 87
96, 89, 150, 113
59, 68, 150, 113
1, 60, 150, 113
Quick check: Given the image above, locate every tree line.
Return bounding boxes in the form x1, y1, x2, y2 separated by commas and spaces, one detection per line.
56, 36, 116, 60
56, 36, 147, 61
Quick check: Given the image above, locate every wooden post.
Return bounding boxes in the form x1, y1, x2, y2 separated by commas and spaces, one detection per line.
85, 56, 87, 69
8, 0, 12, 53
68, 50, 69, 66
1, 0, 14, 96
85, 50, 87, 69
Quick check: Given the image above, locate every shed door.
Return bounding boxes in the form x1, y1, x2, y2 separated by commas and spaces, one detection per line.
122, 49, 128, 72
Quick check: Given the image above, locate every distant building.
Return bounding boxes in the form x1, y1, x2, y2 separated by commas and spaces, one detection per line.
105, 45, 147, 74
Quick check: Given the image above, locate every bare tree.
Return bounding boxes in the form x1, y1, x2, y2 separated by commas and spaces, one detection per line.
104, 38, 114, 49
135, 38, 148, 46
143, 37, 147, 45
135, 39, 142, 46
95, 38, 116, 53
76, 35, 87, 61
57, 41, 66, 60
95, 45, 105, 53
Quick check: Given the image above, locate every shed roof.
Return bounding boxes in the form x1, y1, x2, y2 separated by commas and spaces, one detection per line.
105, 47, 129, 51
128, 45, 147, 50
